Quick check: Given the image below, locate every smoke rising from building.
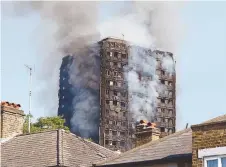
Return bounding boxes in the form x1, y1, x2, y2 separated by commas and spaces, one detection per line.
9, 2, 101, 136
68, 45, 101, 140
99, 2, 180, 122
124, 47, 158, 122
7, 1, 181, 139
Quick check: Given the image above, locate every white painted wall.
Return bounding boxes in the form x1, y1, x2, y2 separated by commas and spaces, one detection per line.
198, 147, 226, 158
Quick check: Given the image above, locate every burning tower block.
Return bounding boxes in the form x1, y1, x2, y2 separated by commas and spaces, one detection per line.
58, 37, 176, 152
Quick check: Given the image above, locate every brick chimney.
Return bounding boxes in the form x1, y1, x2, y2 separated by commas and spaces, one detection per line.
1, 101, 25, 138
135, 120, 160, 147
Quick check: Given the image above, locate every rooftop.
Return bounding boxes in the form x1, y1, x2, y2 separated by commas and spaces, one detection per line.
192, 114, 226, 128
1, 129, 118, 167
95, 128, 192, 166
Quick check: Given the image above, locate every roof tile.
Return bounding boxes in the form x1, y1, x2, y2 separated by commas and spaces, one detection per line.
95, 128, 192, 166
1, 129, 117, 167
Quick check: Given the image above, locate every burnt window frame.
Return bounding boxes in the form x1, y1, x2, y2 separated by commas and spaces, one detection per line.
114, 52, 118, 58
113, 100, 117, 106
121, 102, 126, 107
160, 127, 165, 132
122, 54, 127, 59
112, 131, 117, 136
113, 91, 118, 96
123, 112, 126, 117
106, 70, 110, 76
112, 141, 117, 146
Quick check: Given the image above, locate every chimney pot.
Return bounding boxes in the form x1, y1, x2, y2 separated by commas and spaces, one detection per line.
135, 121, 160, 147
1, 101, 24, 138
147, 122, 152, 127
140, 120, 145, 124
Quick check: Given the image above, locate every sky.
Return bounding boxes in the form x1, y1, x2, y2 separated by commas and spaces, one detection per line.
1, 1, 226, 130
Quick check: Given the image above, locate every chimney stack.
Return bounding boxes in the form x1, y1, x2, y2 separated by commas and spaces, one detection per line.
135, 120, 160, 147
1, 101, 25, 138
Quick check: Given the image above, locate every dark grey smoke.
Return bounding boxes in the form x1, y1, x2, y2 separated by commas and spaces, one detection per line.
7, 2, 101, 139
6, 1, 182, 137
69, 44, 100, 140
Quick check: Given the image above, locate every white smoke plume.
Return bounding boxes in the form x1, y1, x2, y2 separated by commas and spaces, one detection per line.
123, 47, 158, 122
100, 2, 181, 122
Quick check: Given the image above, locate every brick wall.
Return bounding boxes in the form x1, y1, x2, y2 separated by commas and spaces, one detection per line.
1, 106, 25, 138
191, 122, 226, 167
135, 123, 160, 147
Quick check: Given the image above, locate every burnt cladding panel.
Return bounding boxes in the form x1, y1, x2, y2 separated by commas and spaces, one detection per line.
99, 39, 130, 152
58, 55, 74, 128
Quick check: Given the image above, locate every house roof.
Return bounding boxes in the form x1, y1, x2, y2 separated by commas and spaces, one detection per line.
192, 114, 226, 128
1, 129, 118, 167
95, 128, 192, 166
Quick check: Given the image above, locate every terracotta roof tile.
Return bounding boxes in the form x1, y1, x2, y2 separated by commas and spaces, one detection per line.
1, 101, 21, 109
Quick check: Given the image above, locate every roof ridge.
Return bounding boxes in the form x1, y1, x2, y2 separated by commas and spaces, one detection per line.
1, 129, 60, 142
62, 130, 117, 154
95, 128, 192, 166
203, 114, 226, 123
192, 114, 226, 127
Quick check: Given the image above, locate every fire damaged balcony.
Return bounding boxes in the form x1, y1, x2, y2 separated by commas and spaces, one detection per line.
105, 122, 128, 131
105, 51, 128, 63
105, 114, 128, 121
105, 70, 124, 81
104, 131, 127, 141
104, 62, 124, 71
105, 91, 127, 102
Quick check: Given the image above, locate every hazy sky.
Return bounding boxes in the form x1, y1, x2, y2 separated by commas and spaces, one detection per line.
1, 1, 226, 130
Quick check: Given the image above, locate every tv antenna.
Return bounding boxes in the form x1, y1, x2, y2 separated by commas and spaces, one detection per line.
186, 123, 189, 129
25, 64, 33, 133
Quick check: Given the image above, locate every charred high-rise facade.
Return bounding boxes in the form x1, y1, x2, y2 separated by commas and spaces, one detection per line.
58, 37, 176, 152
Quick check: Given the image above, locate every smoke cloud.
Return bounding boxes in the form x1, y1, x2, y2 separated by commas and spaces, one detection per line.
124, 47, 159, 121
6, 1, 182, 137
100, 2, 181, 122
69, 45, 100, 140
7, 2, 101, 137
